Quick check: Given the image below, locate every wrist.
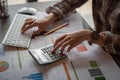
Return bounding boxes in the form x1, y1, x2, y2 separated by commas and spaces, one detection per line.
86, 30, 92, 40
96, 33, 104, 46
79, 29, 92, 41
88, 31, 105, 46
88, 31, 100, 46
45, 13, 57, 23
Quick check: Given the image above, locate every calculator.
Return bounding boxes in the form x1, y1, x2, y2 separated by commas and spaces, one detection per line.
28, 45, 67, 64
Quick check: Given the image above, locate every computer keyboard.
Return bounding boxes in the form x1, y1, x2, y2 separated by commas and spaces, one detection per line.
2, 14, 35, 48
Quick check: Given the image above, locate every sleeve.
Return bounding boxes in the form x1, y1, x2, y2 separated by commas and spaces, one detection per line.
101, 9, 120, 55
101, 31, 120, 55
46, 0, 88, 20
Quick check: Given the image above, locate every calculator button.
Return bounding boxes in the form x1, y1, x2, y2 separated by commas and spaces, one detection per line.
40, 45, 67, 60
42, 52, 52, 61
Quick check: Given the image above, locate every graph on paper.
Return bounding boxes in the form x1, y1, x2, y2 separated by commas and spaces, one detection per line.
88, 60, 106, 80
0, 61, 9, 72
22, 73, 43, 80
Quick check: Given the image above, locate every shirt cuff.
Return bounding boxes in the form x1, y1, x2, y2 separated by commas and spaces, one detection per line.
101, 31, 116, 54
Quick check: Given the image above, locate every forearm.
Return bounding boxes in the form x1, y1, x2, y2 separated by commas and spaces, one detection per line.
46, 0, 88, 20
45, 13, 57, 23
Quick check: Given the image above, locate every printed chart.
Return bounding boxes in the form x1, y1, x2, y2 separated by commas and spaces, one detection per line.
88, 60, 106, 80
0, 61, 9, 72
22, 73, 43, 80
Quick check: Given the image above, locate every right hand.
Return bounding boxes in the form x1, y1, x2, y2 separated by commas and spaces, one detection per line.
52, 30, 92, 53
21, 13, 57, 36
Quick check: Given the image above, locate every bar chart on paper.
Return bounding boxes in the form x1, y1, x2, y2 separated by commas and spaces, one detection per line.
88, 60, 106, 80
66, 41, 120, 80
0, 61, 9, 72
22, 73, 43, 80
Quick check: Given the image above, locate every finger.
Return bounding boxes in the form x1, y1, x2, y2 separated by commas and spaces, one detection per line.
52, 42, 63, 54
22, 20, 37, 33
29, 20, 37, 28
67, 40, 81, 52
52, 36, 70, 53
53, 34, 67, 47
21, 19, 35, 31
25, 18, 34, 21
60, 39, 72, 53
32, 29, 42, 36
67, 44, 76, 52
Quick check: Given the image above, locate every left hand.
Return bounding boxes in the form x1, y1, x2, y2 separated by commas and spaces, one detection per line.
52, 29, 92, 53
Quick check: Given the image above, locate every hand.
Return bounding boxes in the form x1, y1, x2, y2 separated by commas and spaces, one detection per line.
21, 13, 57, 35
21, 18, 50, 35
52, 29, 92, 53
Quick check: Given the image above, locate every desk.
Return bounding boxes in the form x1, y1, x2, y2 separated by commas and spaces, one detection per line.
0, 1, 120, 80
0, 1, 120, 67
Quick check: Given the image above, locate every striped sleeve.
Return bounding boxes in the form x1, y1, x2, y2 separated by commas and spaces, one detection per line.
101, 31, 120, 55
46, 0, 88, 20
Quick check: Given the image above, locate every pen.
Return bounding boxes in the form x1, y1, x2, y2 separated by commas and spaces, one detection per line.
44, 23, 68, 36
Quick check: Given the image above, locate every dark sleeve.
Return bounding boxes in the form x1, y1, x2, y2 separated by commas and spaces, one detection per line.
46, 0, 88, 20
110, 8, 120, 54
101, 31, 120, 54
102, 8, 120, 54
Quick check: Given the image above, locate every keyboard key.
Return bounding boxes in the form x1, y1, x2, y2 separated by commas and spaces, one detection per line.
41, 45, 67, 60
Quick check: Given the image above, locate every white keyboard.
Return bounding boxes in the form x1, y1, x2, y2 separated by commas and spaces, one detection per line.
2, 14, 35, 48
